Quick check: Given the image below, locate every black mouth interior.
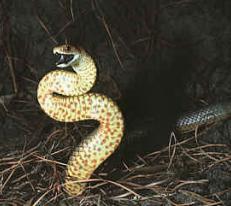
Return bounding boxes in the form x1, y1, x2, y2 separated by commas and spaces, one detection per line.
56, 53, 74, 65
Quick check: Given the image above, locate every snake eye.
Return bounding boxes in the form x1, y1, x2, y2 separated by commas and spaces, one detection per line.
66, 45, 70, 51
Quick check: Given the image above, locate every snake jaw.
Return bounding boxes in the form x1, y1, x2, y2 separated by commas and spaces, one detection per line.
55, 54, 78, 68
53, 44, 82, 68
54, 51, 80, 68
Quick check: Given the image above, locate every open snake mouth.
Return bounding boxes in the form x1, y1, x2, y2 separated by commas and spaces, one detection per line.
55, 53, 75, 66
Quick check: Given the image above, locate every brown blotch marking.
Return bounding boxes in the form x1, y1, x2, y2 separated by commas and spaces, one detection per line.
76, 172, 83, 178
110, 134, 116, 139
100, 157, 105, 161
104, 122, 110, 130
107, 127, 111, 132
83, 159, 88, 166
91, 159, 97, 164
48, 109, 53, 114
84, 153, 91, 159
87, 98, 92, 104
101, 139, 106, 144
115, 139, 120, 144
44, 76, 49, 81
63, 112, 67, 118
68, 167, 78, 176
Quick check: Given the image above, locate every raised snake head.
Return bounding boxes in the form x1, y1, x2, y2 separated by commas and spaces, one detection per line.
53, 44, 83, 68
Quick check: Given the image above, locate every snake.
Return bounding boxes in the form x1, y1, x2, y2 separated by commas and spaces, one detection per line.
37, 44, 124, 196
175, 101, 231, 133
37, 44, 231, 196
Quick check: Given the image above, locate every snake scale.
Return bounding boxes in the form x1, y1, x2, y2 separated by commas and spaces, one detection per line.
37, 44, 231, 196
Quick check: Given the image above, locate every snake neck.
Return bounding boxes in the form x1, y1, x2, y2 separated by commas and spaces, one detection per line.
72, 52, 97, 94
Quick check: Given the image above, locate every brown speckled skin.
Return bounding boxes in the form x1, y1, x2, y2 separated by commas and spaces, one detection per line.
37, 45, 124, 196
176, 102, 231, 133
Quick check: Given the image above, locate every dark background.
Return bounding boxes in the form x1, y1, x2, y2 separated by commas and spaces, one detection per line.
0, 0, 231, 205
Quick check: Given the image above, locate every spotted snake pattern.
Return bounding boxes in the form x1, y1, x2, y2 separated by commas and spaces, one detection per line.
37, 45, 124, 196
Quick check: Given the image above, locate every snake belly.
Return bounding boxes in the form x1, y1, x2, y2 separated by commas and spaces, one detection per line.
175, 101, 231, 133
37, 58, 124, 195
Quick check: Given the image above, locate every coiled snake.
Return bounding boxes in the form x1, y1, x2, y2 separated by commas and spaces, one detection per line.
37, 44, 124, 196
37, 44, 231, 196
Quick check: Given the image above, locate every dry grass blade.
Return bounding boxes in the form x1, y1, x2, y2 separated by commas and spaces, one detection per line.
168, 132, 177, 170
4, 48, 18, 94
92, 0, 124, 70
32, 189, 53, 206
36, 14, 57, 44
179, 190, 223, 205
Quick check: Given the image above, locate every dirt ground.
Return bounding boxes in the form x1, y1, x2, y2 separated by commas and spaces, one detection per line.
0, 0, 231, 205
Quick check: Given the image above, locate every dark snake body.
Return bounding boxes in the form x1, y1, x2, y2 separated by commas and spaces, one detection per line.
176, 101, 231, 133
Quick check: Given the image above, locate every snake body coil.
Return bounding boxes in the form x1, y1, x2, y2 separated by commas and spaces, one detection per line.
176, 102, 231, 133
37, 45, 124, 196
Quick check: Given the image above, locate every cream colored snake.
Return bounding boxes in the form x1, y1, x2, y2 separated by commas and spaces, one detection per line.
37, 44, 124, 196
